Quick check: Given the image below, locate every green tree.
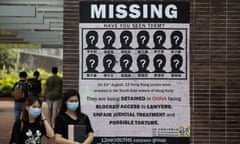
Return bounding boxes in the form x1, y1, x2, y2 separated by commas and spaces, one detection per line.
0, 48, 17, 70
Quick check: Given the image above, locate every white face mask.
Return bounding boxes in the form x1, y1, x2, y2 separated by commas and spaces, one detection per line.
28, 107, 41, 118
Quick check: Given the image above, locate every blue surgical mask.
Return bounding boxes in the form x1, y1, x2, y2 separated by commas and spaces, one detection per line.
67, 102, 79, 111
29, 107, 41, 118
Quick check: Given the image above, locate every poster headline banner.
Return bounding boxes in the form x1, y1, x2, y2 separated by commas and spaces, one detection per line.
80, 2, 189, 23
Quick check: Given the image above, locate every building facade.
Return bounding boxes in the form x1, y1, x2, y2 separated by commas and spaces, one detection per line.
63, 0, 240, 143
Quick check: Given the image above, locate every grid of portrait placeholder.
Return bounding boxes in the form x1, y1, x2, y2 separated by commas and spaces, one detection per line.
81, 28, 188, 80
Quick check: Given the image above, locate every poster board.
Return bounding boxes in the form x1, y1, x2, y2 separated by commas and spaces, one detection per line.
79, 2, 190, 143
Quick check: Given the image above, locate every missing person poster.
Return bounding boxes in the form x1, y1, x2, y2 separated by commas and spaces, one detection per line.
79, 1, 190, 144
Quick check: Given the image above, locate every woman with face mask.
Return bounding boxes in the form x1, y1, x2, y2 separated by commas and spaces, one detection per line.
9, 96, 54, 144
54, 89, 94, 144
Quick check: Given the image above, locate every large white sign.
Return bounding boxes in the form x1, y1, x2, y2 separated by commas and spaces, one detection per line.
79, 2, 190, 144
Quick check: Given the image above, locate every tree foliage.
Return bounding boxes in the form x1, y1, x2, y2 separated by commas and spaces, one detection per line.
0, 48, 17, 70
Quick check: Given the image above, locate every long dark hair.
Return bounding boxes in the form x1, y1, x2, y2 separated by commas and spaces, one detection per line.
21, 96, 42, 123
58, 89, 84, 123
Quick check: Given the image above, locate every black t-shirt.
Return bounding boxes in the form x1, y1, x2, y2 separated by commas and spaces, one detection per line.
54, 113, 94, 139
9, 119, 46, 144
27, 78, 41, 97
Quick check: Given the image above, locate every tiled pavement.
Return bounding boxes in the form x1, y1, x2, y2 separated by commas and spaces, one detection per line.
0, 101, 55, 144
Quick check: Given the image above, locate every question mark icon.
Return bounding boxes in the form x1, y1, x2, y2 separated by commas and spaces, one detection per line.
89, 35, 95, 44
140, 59, 146, 68
123, 36, 129, 44
173, 59, 180, 68
123, 59, 129, 68
89, 59, 95, 68
106, 59, 112, 68
106, 36, 112, 44
173, 35, 179, 45
140, 36, 146, 45
156, 35, 162, 44
156, 59, 163, 68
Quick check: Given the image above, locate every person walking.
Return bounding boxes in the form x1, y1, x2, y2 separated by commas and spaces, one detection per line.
12, 71, 32, 121
28, 70, 42, 97
44, 66, 62, 127
9, 96, 54, 144
54, 89, 94, 144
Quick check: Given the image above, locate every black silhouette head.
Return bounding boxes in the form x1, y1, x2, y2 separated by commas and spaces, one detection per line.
86, 31, 98, 48
153, 31, 166, 49
103, 54, 116, 73
137, 54, 150, 73
120, 54, 133, 73
85, 54, 99, 73
153, 54, 166, 72
120, 31, 133, 48
137, 31, 150, 48
171, 54, 183, 73
103, 31, 115, 48
170, 31, 183, 48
